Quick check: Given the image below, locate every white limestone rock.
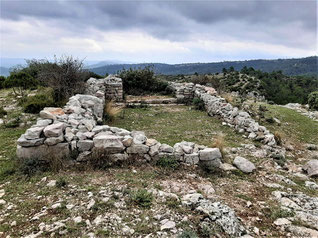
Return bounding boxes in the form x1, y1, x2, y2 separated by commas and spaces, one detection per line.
43, 122, 64, 137
233, 156, 256, 173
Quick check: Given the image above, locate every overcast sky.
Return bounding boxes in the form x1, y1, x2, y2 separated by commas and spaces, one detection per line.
0, 0, 317, 64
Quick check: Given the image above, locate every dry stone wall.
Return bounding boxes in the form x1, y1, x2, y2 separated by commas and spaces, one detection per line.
16, 77, 278, 167
16, 77, 223, 168
86, 75, 123, 102
170, 82, 277, 146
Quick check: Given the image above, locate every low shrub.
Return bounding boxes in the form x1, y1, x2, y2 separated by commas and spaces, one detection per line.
4, 71, 39, 96
270, 206, 295, 219
156, 156, 179, 170
0, 106, 7, 118
130, 189, 153, 208
56, 177, 68, 188
193, 97, 205, 111
308, 91, 318, 110
22, 94, 54, 114
119, 67, 170, 95
18, 158, 49, 177
4, 115, 21, 128
177, 230, 198, 238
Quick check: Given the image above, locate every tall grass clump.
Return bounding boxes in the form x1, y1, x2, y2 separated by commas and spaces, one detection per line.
103, 100, 122, 122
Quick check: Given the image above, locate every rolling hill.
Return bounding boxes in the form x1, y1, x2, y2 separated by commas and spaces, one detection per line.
90, 56, 318, 76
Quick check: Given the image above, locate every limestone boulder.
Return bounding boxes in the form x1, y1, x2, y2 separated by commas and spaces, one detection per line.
77, 140, 94, 152
93, 135, 125, 153
17, 143, 70, 160
233, 156, 256, 173
40, 107, 64, 120
199, 148, 222, 168
43, 122, 64, 137
184, 153, 199, 165
127, 144, 149, 154
17, 135, 44, 147
149, 142, 161, 157
122, 135, 133, 147
159, 144, 173, 153
303, 160, 318, 177
24, 126, 44, 140
44, 135, 64, 146
35, 119, 52, 127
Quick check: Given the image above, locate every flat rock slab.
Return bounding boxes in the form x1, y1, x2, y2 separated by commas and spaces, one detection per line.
24, 126, 44, 140
17, 143, 70, 160
93, 135, 125, 153
40, 107, 64, 120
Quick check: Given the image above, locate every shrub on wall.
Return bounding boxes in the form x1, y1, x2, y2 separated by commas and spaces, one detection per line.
119, 66, 170, 95
308, 91, 318, 110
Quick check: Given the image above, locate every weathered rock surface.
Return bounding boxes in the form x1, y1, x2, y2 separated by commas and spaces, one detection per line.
303, 160, 318, 177
93, 135, 125, 153
233, 156, 256, 173
199, 148, 222, 168
43, 123, 64, 138
24, 127, 44, 140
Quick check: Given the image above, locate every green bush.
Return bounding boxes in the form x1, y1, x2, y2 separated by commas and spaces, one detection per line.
193, 97, 205, 111
56, 177, 68, 188
156, 156, 179, 170
22, 94, 54, 114
4, 72, 39, 96
177, 230, 198, 238
130, 189, 153, 208
18, 158, 48, 177
0, 106, 7, 118
119, 67, 170, 95
308, 91, 318, 110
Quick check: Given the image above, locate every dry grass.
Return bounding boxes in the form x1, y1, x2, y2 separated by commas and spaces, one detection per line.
104, 100, 122, 122
274, 131, 283, 146
221, 93, 234, 104
212, 133, 226, 158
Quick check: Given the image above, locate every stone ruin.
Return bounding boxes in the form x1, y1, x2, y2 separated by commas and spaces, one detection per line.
85, 75, 123, 102
16, 76, 280, 167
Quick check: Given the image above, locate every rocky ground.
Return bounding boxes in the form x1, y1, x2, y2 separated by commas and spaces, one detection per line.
1, 90, 318, 237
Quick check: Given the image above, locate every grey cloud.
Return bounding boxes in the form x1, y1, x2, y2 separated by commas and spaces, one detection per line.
1, 0, 316, 49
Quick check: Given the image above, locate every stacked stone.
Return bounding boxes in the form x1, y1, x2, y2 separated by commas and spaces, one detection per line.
16, 77, 278, 165
16, 94, 104, 160
86, 75, 123, 102
170, 82, 195, 103
193, 85, 276, 146
16, 90, 223, 168
104, 76, 123, 102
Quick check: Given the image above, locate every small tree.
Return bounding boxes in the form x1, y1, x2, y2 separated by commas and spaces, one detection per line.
4, 72, 38, 96
119, 66, 169, 95
29, 56, 89, 103
308, 91, 318, 110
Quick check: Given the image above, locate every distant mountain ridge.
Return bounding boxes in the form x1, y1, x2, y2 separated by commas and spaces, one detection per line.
0, 67, 10, 77
90, 56, 318, 76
